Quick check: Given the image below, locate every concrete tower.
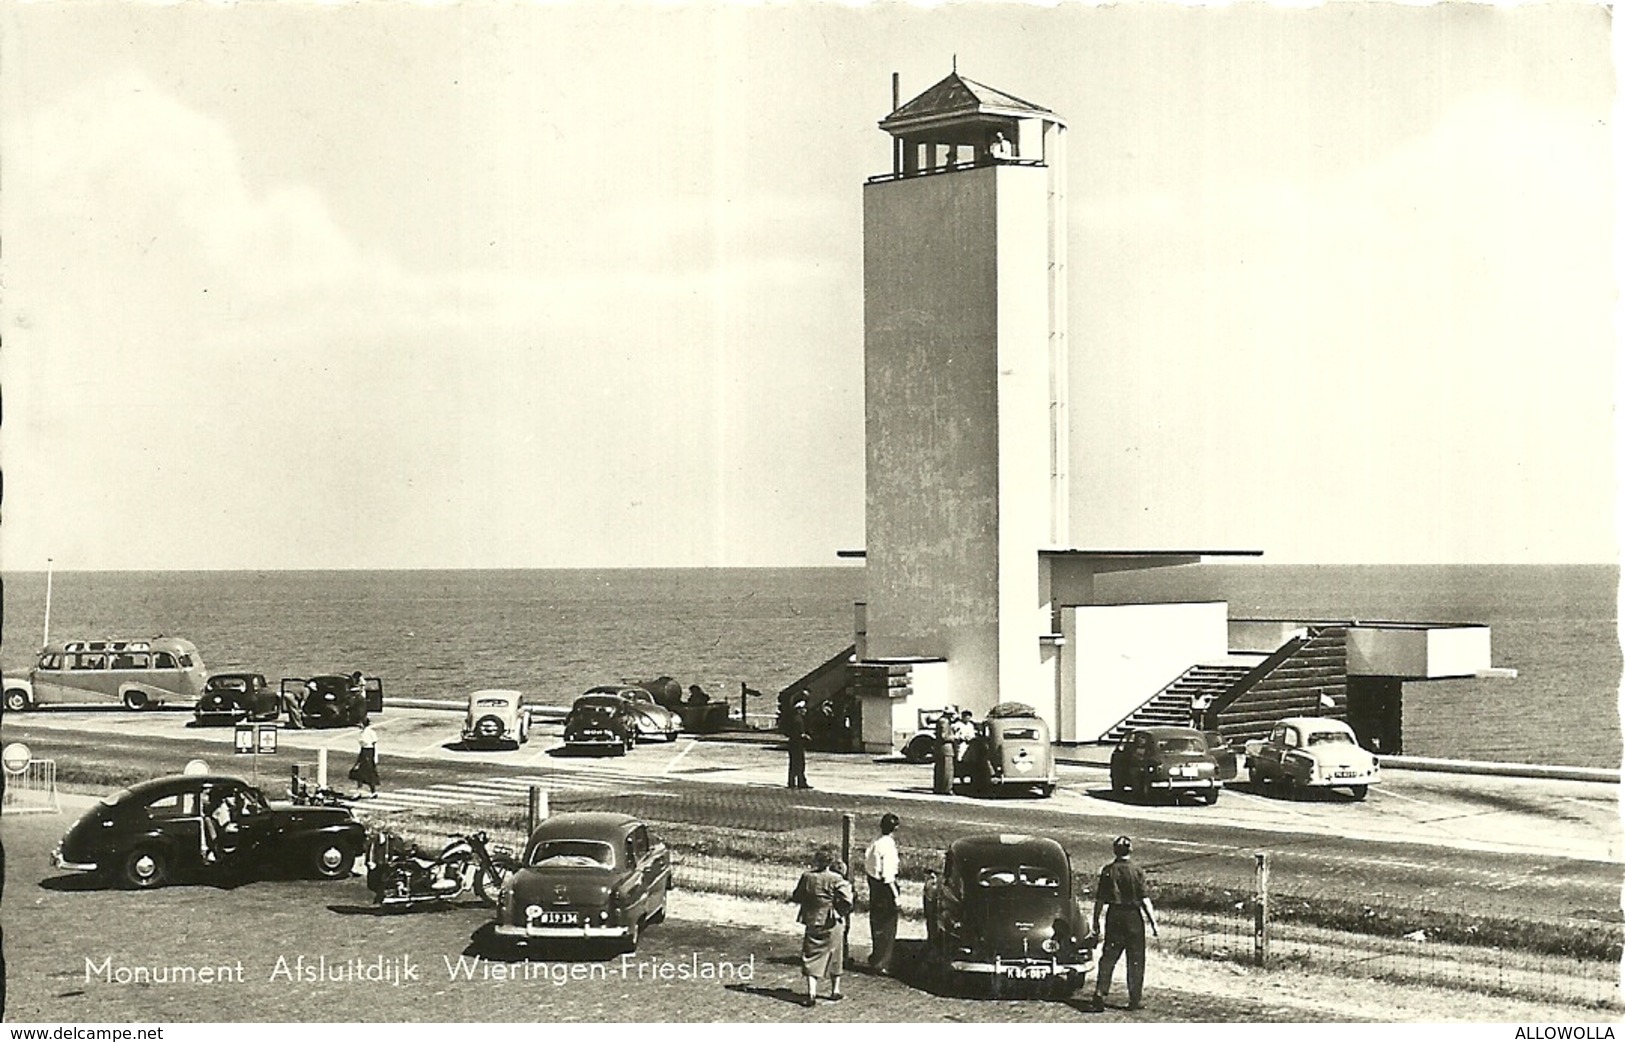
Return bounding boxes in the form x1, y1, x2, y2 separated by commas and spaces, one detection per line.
857, 72, 1069, 735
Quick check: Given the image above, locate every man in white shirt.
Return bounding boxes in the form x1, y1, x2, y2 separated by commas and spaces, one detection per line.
862, 813, 902, 974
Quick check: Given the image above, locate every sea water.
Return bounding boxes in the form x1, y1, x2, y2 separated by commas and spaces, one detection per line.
2, 565, 1617, 768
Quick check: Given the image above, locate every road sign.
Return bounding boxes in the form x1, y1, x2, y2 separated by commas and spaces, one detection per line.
256, 724, 279, 755
2, 743, 32, 774
234, 724, 254, 754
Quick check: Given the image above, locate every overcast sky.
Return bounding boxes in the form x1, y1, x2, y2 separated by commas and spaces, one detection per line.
1, 2, 1615, 570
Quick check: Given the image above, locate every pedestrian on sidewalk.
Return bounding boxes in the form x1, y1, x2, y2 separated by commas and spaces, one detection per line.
785, 693, 811, 789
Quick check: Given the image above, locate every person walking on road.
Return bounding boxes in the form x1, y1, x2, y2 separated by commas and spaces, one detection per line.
1087, 835, 1158, 1012
350, 716, 381, 798
785, 693, 811, 789
862, 812, 902, 974
791, 846, 853, 1007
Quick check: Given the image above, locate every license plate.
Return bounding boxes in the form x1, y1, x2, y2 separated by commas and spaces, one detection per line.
532, 912, 580, 925
1172, 765, 1195, 777
1334, 770, 1359, 778
1002, 965, 1052, 979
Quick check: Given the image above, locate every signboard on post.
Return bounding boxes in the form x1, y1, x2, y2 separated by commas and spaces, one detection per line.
234, 724, 255, 754
256, 724, 279, 755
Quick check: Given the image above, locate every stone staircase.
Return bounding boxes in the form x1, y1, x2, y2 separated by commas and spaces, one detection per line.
1103, 663, 1256, 742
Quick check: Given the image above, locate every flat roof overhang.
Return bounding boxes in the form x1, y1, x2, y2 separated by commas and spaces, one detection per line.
1039, 548, 1263, 575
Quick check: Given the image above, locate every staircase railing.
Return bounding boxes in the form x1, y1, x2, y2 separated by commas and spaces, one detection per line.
1199, 629, 1317, 729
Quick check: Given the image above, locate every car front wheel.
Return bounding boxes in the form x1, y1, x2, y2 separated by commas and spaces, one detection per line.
309, 841, 354, 880
4, 688, 29, 713
121, 690, 150, 711
1349, 784, 1369, 801
1201, 787, 1220, 805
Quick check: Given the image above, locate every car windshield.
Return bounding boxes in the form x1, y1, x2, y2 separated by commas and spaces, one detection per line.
975, 864, 1060, 889
1155, 736, 1203, 754
475, 698, 510, 707
1307, 730, 1355, 746
528, 840, 615, 868
1000, 727, 1040, 740
574, 703, 618, 719
209, 679, 248, 692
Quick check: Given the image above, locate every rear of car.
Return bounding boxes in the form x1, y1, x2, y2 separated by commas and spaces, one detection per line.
564, 697, 632, 755
462, 689, 528, 748
494, 813, 670, 949
933, 835, 1092, 995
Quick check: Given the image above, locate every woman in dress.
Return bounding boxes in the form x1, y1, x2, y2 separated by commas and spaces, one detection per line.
790, 845, 853, 1007
351, 715, 380, 798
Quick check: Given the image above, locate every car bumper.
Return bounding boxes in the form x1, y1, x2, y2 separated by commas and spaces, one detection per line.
566, 737, 624, 748
1307, 770, 1380, 787
949, 957, 1090, 980
1148, 778, 1219, 790
51, 847, 99, 873
463, 731, 517, 745
494, 923, 630, 940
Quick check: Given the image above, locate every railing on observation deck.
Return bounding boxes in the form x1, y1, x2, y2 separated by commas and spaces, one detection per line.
866, 158, 1046, 184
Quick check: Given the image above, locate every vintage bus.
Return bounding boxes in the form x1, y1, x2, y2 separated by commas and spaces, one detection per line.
3, 638, 208, 711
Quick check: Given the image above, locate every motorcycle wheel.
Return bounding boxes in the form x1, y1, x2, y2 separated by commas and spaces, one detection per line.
475, 855, 520, 907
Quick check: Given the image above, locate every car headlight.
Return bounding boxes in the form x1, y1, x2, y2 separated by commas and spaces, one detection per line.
1041, 937, 1061, 954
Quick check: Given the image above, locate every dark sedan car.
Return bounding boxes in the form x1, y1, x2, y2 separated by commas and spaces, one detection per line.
281, 674, 384, 729
924, 833, 1093, 996
1109, 726, 1224, 804
562, 694, 637, 755
51, 774, 365, 889
492, 812, 671, 951
193, 672, 280, 726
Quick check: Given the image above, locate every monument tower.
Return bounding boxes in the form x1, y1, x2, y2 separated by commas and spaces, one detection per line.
858, 71, 1070, 731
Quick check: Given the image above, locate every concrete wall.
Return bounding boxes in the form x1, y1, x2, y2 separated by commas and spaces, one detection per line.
1061, 601, 1230, 740
1347, 625, 1493, 678
862, 164, 1056, 716
1230, 620, 1306, 653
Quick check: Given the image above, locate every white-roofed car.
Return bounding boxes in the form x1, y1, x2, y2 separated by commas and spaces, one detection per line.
590, 685, 681, 743
461, 689, 531, 749
1245, 716, 1380, 800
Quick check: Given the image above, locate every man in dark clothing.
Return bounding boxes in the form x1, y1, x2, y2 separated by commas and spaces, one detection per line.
1087, 835, 1158, 1012
786, 694, 811, 789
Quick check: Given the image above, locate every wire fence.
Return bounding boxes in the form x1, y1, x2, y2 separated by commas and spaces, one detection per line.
357, 785, 1622, 1011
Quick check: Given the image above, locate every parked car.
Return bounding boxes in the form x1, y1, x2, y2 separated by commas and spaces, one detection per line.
461, 689, 530, 749
50, 774, 366, 889
923, 832, 1093, 996
193, 672, 280, 726
492, 812, 671, 951
958, 703, 1057, 797
1245, 716, 1380, 800
1109, 726, 1223, 804
600, 685, 682, 743
281, 674, 384, 729
562, 693, 637, 755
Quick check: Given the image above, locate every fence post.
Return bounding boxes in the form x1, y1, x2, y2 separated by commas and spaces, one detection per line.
1253, 851, 1270, 968
317, 747, 328, 789
528, 785, 548, 836
841, 813, 855, 965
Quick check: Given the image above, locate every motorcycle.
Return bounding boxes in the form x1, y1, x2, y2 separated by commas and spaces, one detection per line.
365, 829, 520, 909
287, 777, 353, 808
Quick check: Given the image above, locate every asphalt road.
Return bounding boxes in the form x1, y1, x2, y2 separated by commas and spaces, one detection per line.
4, 706, 1620, 928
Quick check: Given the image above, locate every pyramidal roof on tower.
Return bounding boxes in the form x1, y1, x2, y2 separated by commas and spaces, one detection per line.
879, 72, 1064, 134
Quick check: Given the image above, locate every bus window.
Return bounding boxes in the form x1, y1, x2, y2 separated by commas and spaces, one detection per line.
38, 653, 62, 670
178, 654, 194, 668
73, 654, 107, 670
113, 652, 151, 670
154, 652, 177, 669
